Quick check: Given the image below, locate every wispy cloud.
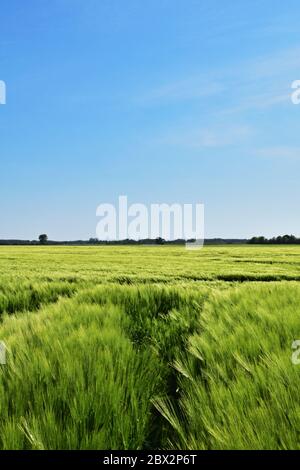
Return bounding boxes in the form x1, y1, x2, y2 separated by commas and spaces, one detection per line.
137, 45, 300, 113
244, 46, 300, 81
137, 78, 224, 106
220, 92, 291, 115
255, 147, 300, 160
138, 45, 300, 156
158, 124, 253, 149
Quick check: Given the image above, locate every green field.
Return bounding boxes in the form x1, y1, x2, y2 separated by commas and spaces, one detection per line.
0, 245, 300, 449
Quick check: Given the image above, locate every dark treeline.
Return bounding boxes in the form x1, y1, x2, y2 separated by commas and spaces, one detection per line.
0, 237, 247, 246
248, 235, 300, 245
1, 236, 299, 246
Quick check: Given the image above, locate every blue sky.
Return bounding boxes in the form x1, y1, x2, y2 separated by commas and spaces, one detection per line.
0, 0, 300, 239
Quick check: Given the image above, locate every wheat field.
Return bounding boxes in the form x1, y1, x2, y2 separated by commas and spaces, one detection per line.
0, 245, 299, 449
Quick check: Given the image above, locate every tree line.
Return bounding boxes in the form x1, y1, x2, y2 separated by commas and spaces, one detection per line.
248, 235, 300, 245
0, 234, 299, 246
0, 235, 247, 246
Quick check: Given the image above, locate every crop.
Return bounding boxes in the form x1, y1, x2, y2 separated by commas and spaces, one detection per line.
0, 245, 299, 449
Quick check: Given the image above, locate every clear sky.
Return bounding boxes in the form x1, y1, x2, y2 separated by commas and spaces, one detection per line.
1, 0, 300, 240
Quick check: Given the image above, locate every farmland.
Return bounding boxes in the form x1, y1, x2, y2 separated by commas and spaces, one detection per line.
0, 245, 300, 449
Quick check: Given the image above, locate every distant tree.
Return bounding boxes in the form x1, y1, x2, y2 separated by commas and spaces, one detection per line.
89, 238, 99, 244
39, 234, 48, 245
282, 234, 295, 244
248, 236, 266, 244
248, 234, 300, 245
155, 237, 165, 245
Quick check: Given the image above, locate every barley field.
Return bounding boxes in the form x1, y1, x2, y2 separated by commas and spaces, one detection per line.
0, 245, 300, 449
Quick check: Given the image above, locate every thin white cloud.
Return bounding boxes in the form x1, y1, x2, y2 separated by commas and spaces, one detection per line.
159, 124, 253, 149
255, 147, 300, 160
245, 46, 300, 80
137, 78, 224, 105
137, 45, 300, 112
220, 92, 291, 115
